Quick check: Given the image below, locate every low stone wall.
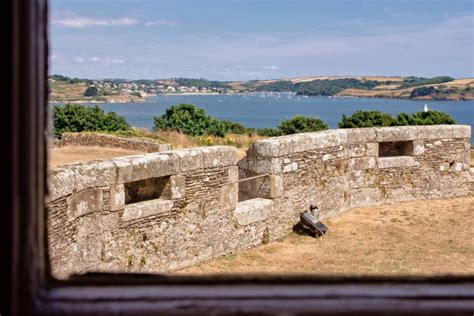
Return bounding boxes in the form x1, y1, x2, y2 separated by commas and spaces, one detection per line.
59, 132, 171, 152
47, 125, 472, 279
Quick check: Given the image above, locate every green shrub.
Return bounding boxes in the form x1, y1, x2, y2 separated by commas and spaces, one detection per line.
153, 103, 227, 137
84, 86, 98, 97
339, 110, 456, 128
396, 111, 456, 125
277, 115, 328, 135
339, 111, 396, 128
53, 103, 130, 138
410, 86, 436, 98
257, 127, 282, 137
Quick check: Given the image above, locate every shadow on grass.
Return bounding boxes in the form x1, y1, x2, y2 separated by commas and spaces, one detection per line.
292, 222, 317, 238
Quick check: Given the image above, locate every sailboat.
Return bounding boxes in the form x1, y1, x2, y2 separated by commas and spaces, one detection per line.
423, 104, 429, 112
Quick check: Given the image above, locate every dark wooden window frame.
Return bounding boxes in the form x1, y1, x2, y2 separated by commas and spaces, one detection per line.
4, 0, 474, 314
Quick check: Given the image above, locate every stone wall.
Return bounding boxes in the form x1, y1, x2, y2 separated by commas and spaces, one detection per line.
47, 125, 472, 279
58, 132, 171, 152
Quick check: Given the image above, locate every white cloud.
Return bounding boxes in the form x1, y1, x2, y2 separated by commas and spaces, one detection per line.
73, 57, 84, 63
89, 57, 101, 62
104, 59, 125, 66
261, 65, 280, 70
145, 20, 177, 27
53, 17, 138, 28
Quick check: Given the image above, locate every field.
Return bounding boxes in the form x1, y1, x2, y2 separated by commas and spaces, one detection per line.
178, 195, 474, 276
49, 79, 144, 103
49, 145, 143, 167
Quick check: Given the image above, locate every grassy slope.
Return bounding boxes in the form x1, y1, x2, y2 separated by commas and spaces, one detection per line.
231, 76, 474, 100
49, 80, 144, 103
178, 194, 474, 276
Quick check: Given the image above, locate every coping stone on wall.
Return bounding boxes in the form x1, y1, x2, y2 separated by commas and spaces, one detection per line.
114, 152, 179, 184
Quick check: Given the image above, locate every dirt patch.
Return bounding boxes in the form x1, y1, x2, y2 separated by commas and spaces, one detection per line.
49, 145, 143, 167
178, 195, 474, 276
471, 149, 473, 167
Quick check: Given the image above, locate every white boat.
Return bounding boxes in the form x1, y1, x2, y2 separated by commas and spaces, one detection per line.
424, 104, 429, 112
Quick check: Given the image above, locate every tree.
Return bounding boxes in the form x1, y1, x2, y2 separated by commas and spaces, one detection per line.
153, 104, 226, 137
277, 115, 328, 135
339, 110, 456, 128
397, 111, 456, 125
410, 86, 436, 98
53, 103, 130, 138
84, 86, 98, 97
338, 111, 396, 128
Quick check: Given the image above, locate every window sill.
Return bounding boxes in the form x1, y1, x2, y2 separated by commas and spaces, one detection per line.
122, 198, 173, 221
377, 156, 416, 169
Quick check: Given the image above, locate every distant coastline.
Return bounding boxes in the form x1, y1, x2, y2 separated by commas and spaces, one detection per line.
48, 75, 474, 103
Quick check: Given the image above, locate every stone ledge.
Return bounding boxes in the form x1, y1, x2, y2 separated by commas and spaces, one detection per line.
234, 198, 274, 226
60, 132, 171, 153
121, 198, 173, 221
377, 156, 416, 169
252, 125, 470, 158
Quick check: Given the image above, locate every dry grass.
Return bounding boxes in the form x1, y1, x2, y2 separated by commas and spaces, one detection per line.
49, 146, 143, 167
178, 195, 474, 276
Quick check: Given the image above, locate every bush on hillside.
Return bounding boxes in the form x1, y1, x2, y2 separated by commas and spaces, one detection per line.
277, 115, 328, 135
338, 111, 396, 128
410, 86, 436, 98
84, 86, 98, 97
153, 104, 227, 137
395, 111, 456, 125
53, 103, 130, 138
339, 110, 456, 128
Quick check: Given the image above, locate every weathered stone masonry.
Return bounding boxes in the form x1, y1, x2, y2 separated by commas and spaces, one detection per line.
47, 125, 472, 279
57, 132, 171, 152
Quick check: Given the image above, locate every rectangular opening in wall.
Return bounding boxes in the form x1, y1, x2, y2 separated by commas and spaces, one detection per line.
124, 176, 171, 205
378, 141, 414, 157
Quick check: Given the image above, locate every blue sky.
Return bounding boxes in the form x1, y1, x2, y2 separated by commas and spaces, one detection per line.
50, 0, 474, 80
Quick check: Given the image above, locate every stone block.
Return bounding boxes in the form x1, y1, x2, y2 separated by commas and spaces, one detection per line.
70, 160, 117, 192
283, 161, 298, 173
114, 153, 179, 183
377, 156, 416, 169
110, 184, 125, 211
228, 166, 239, 182
169, 175, 186, 199
412, 140, 425, 155
66, 188, 103, 220
174, 148, 204, 172
348, 157, 376, 170
234, 198, 274, 226
201, 146, 222, 168
375, 126, 418, 142
308, 129, 347, 149
291, 134, 312, 153
48, 166, 77, 201
219, 146, 238, 166
122, 198, 173, 221
346, 128, 376, 145
254, 139, 281, 157
346, 144, 367, 158
254, 157, 282, 174
221, 183, 238, 211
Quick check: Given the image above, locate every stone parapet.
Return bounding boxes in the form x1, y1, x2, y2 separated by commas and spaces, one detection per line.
47, 125, 472, 279
59, 132, 171, 152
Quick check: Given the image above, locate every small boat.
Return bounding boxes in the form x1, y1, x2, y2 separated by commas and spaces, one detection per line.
424, 104, 429, 112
